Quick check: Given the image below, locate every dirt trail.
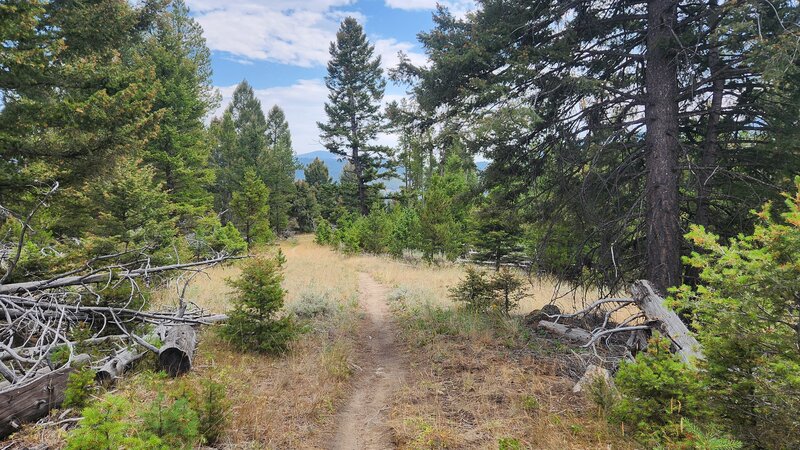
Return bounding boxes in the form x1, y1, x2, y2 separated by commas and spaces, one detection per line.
332, 273, 406, 450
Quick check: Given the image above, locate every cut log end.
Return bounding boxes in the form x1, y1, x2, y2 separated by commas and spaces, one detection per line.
157, 325, 197, 377
158, 348, 193, 377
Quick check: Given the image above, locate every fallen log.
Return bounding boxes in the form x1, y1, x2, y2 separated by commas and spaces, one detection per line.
0, 354, 90, 439
95, 349, 145, 383
158, 325, 196, 376
631, 280, 703, 365
537, 320, 593, 342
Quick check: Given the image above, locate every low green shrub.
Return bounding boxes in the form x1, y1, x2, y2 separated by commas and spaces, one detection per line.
65, 395, 162, 450
63, 368, 96, 409
194, 379, 230, 445
611, 333, 736, 448
140, 392, 200, 449
449, 267, 527, 314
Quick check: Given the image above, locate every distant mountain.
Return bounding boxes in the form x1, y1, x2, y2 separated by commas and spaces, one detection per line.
295, 150, 489, 192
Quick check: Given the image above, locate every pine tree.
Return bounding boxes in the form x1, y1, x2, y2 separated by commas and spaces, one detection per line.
0, 0, 160, 217
141, 0, 218, 230
290, 180, 320, 233
228, 80, 267, 166
304, 158, 332, 187
318, 17, 391, 215
261, 106, 297, 235
230, 168, 271, 246
218, 253, 296, 354
209, 111, 238, 221
89, 158, 175, 253
210, 81, 268, 221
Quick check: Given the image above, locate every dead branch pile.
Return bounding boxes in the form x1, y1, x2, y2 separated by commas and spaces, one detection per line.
0, 253, 237, 438
533, 280, 703, 366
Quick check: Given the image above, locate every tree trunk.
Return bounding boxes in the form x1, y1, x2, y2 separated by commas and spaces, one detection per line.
157, 325, 197, 377
645, 0, 681, 294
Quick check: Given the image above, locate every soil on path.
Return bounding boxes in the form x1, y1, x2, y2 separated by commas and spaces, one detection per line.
332, 273, 406, 450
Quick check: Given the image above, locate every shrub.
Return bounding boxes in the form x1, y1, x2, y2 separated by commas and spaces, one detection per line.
314, 218, 334, 245
287, 290, 337, 319
489, 268, 527, 314
65, 395, 162, 450
449, 267, 494, 312
387, 207, 421, 257
611, 333, 709, 446
140, 392, 200, 449
63, 368, 96, 409
671, 177, 800, 448
194, 379, 230, 445
218, 253, 297, 354
449, 267, 527, 314
192, 215, 247, 257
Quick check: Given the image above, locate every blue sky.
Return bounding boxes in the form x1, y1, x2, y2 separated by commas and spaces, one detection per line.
188, 0, 476, 154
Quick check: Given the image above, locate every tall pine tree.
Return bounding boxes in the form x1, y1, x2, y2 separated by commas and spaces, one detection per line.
318, 17, 391, 215
142, 0, 218, 230
261, 106, 297, 235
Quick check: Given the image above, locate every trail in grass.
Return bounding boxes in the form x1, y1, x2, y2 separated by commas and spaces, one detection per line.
332, 272, 406, 450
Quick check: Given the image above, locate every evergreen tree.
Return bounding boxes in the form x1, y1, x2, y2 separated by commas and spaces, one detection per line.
473, 188, 522, 271
219, 253, 296, 354
228, 80, 267, 166
261, 105, 297, 235
318, 17, 392, 215
0, 0, 161, 219
304, 158, 338, 222
89, 158, 175, 253
210, 80, 267, 220
209, 111, 238, 221
406, 0, 800, 293
304, 158, 332, 187
290, 181, 320, 233
230, 168, 271, 246
141, 0, 218, 230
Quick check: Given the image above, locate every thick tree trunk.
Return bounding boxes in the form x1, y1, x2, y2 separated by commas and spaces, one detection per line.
644, 0, 681, 294
696, 2, 724, 228
157, 325, 197, 376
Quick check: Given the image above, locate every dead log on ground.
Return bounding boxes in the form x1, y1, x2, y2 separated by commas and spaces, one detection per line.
0, 354, 89, 439
539, 280, 703, 365
157, 325, 196, 376
537, 320, 592, 342
95, 349, 146, 383
630, 280, 702, 365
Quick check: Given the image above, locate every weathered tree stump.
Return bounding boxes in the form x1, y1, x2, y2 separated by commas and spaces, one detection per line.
157, 325, 197, 376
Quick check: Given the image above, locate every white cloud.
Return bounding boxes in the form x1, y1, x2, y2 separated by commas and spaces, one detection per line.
384, 0, 476, 17
374, 38, 427, 70
213, 80, 405, 155
187, 0, 425, 70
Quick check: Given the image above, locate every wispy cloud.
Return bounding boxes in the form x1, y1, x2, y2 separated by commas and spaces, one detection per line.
188, 0, 425, 70
383, 0, 476, 17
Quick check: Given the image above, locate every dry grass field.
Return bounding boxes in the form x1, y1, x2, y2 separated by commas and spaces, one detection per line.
8, 234, 633, 449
